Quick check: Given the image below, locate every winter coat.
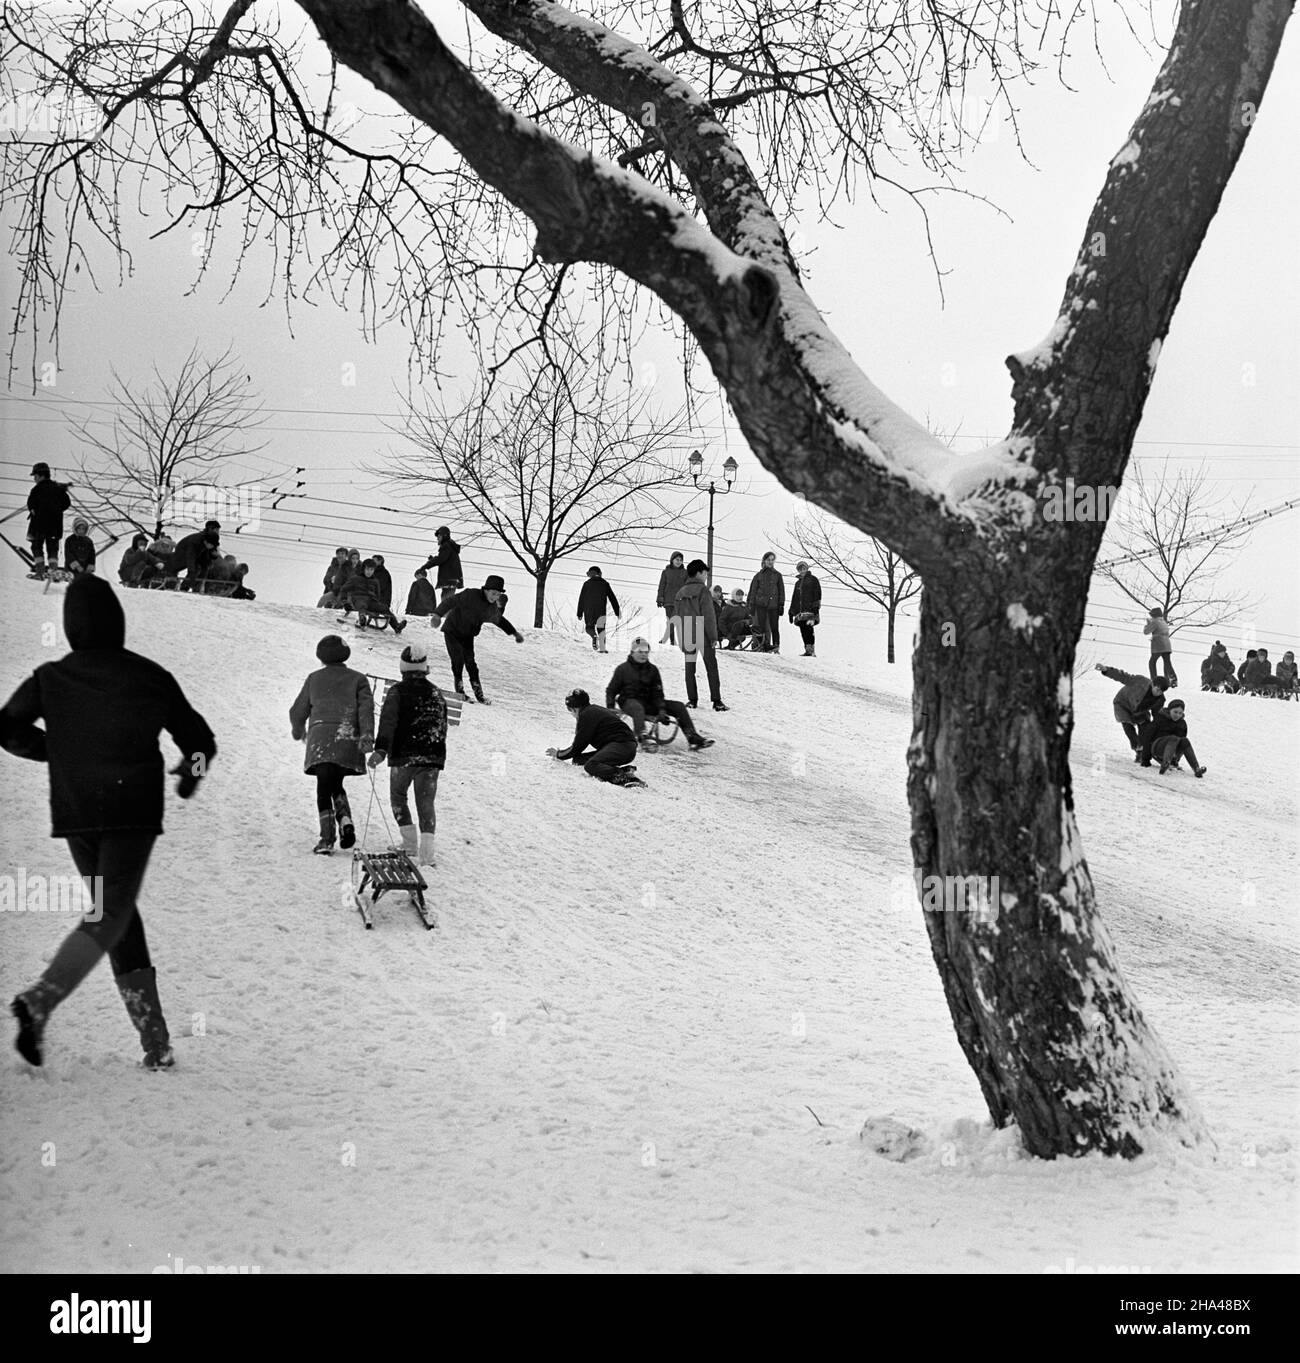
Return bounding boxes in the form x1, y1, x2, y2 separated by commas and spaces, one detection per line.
0, 577, 217, 836
1276, 657, 1298, 688
789, 572, 822, 622
339, 569, 385, 610
374, 675, 448, 770
748, 565, 785, 613
424, 538, 463, 589
1100, 665, 1167, 725
119, 545, 164, 585
577, 576, 621, 628
435, 587, 518, 640
673, 578, 718, 646
405, 578, 438, 616
717, 601, 752, 637
656, 562, 687, 611
1242, 657, 1274, 689
373, 564, 393, 606
26, 478, 71, 539
63, 534, 96, 572
557, 705, 635, 763
1200, 648, 1235, 688
606, 657, 666, 713
171, 530, 218, 576
289, 665, 374, 774
1144, 615, 1172, 653
323, 556, 350, 592
1138, 710, 1189, 764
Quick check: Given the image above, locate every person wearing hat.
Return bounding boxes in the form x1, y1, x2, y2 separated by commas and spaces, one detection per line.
119, 532, 167, 588
318, 546, 351, 607
405, 566, 438, 617
576, 565, 621, 654
368, 645, 448, 866
421, 526, 464, 604
63, 517, 97, 575
1, 576, 217, 1068
656, 551, 687, 646
606, 638, 715, 752
747, 551, 786, 653
289, 636, 376, 854
717, 588, 754, 649
1096, 663, 1172, 753
546, 689, 644, 786
789, 560, 823, 656
1276, 650, 1298, 697
432, 574, 523, 704
1136, 698, 1206, 776
25, 461, 72, 580
1200, 641, 1237, 693
673, 559, 728, 711
1143, 606, 1177, 686
337, 558, 407, 632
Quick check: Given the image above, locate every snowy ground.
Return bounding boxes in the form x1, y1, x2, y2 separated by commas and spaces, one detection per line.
1, 561, 1296, 1273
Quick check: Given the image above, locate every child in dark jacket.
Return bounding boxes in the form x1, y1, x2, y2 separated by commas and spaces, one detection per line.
1, 576, 216, 1068
405, 568, 437, 616
369, 645, 447, 867
63, 518, 96, 574
547, 689, 641, 785
1137, 699, 1205, 776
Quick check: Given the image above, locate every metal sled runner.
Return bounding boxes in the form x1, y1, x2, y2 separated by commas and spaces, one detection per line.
350, 850, 433, 930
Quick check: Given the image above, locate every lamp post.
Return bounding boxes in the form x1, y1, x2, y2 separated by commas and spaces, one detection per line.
688, 450, 738, 586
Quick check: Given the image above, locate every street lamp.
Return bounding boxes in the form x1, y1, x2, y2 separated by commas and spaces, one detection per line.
689, 450, 739, 585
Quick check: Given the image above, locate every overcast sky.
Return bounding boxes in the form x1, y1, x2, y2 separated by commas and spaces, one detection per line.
2, 3, 1296, 666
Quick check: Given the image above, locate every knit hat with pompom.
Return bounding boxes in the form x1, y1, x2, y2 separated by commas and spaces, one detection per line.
399, 645, 430, 674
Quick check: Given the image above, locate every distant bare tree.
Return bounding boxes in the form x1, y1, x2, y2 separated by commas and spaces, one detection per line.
72, 344, 267, 538
388, 343, 697, 628
787, 506, 922, 662
1096, 462, 1256, 634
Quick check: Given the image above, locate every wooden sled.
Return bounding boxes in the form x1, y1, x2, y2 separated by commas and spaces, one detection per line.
350, 849, 434, 930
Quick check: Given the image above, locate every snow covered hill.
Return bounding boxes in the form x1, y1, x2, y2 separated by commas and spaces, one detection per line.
1, 561, 1296, 1272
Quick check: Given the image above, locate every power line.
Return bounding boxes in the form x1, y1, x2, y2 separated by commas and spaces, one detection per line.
1094, 496, 1300, 569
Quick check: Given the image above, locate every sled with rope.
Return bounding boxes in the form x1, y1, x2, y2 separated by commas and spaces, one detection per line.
347, 675, 463, 931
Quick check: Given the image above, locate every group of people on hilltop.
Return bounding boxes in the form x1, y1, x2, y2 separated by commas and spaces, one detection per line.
23, 462, 253, 596
1200, 640, 1297, 697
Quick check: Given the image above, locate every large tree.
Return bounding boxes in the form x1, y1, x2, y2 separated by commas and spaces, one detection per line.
1, 1, 1291, 1157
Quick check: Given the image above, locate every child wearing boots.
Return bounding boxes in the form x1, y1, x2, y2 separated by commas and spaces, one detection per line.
368, 645, 447, 867
1137, 698, 1206, 777
289, 635, 375, 853
1144, 607, 1176, 684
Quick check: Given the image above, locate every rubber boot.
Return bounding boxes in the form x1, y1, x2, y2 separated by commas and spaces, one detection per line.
472, 683, 491, 705
314, 809, 336, 855
418, 832, 436, 867
11, 979, 67, 1066
334, 792, 356, 850
398, 823, 418, 858
115, 966, 174, 1069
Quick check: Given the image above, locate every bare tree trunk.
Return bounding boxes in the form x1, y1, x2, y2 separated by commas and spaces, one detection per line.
886, 606, 896, 665
533, 566, 548, 630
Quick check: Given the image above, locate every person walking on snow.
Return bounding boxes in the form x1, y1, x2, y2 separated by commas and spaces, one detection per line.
789, 560, 822, 656
1136, 698, 1206, 776
577, 565, 621, 653
1144, 606, 1176, 685
656, 551, 687, 646
547, 688, 644, 786
674, 559, 728, 711
432, 574, 523, 704
421, 526, 463, 604
289, 635, 375, 854
1096, 663, 1171, 753
606, 638, 715, 752
1, 576, 217, 1068
25, 461, 71, 579
368, 645, 447, 867
748, 551, 786, 653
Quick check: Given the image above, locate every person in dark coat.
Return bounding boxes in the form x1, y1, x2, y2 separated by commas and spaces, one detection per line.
1276, 651, 1298, 696
789, 560, 822, 656
368, 644, 447, 867
717, 589, 754, 648
318, 547, 350, 607
405, 567, 438, 616
421, 526, 464, 604
289, 635, 375, 854
371, 553, 394, 607
1241, 648, 1274, 692
432, 574, 523, 704
169, 526, 220, 592
547, 688, 642, 785
577, 565, 621, 653
26, 461, 72, 578
119, 533, 166, 587
747, 551, 786, 653
1097, 664, 1170, 752
606, 638, 714, 752
1, 576, 216, 1068
1200, 642, 1237, 692
1136, 699, 1206, 776
674, 559, 727, 711
710, 584, 726, 622
656, 551, 687, 646
337, 559, 407, 632
63, 517, 97, 574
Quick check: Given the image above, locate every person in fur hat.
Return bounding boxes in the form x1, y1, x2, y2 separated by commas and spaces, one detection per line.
368, 645, 447, 866
576, 564, 621, 653
289, 636, 375, 854
63, 517, 97, 574
1, 575, 216, 1068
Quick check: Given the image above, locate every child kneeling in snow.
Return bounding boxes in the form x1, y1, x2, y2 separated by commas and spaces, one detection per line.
1137, 699, 1206, 777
